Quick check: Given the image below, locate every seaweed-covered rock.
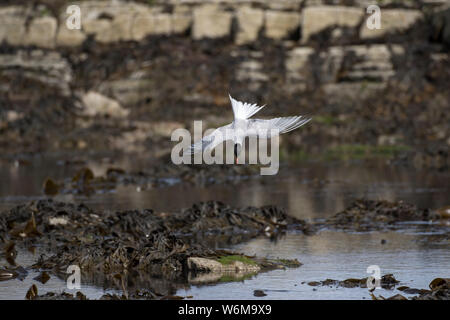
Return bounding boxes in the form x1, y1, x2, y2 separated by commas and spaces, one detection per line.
0, 199, 303, 284
44, 163, 263, 196
324, 199, 441, 231
412, 278, 450, 300
384, 278, 450, 300
31, 290, 87, 300
167, 201, 308, 237
307, 274, 400, 289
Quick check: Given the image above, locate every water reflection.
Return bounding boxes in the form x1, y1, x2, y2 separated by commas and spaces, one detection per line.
0, 156, 449, 221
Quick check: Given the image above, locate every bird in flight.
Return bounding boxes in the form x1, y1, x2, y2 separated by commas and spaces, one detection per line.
185, 95, 311, 163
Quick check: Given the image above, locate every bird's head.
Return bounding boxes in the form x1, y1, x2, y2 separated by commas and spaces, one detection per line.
234, 143, 242, 164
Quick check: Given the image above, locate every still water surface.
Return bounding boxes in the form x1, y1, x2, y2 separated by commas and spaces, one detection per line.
0, 154, 448, 299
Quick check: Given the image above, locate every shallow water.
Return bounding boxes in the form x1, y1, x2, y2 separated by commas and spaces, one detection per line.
182, 231, 449, 300
0, 154, 449, 299
0, 248, 121, 300
1, 155, 449, 219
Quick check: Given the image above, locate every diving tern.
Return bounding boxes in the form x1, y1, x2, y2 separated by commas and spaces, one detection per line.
185, 95, 311, 163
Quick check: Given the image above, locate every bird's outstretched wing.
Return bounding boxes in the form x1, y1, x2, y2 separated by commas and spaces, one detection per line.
184, 124, 233, 155
229, 94, 265, 120
246, 116, 311, 138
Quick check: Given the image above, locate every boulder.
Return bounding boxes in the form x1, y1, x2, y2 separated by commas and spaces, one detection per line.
24, 16, 57, 48
131, 13, 172, 41
0, 7, 27, 46
72, 1, 167, 42
82, 19, 113, 42
302, 6, 363, 41
77, 0, 150, 19
108, 13, 135, 41
172, 4, 192, 35
267, 1, 302, 11
235, 6, 264, 44
82, 12, 136, 43
360, 9, 422, 39
192, 4, 232, 39
81, 91, 129, 118
265, 10, 301, 40
187, 257, 260, 273
56, 27, 86, 47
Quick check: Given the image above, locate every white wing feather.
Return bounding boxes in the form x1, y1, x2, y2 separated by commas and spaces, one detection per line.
246, 116, 311, 138
229, 95, 265, 120
184, 124, 233, 155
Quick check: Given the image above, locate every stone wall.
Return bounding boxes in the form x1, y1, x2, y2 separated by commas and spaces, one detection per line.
2, 1, 449, 102
2, 1, 445, 47
2, 1, 446, 93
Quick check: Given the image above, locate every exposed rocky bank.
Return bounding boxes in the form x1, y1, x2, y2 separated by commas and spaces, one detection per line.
0, 0, 449, 169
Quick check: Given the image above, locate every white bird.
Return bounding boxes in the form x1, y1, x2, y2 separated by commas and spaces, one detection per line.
185, 95, 311, 163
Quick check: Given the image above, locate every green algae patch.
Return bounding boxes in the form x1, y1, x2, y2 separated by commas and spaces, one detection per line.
253, 257, 303, 271
214, 255, 302, 271
187, 255, 303, 285
273, 258, 302, 268
280, 144, 412, 163
216, 255, 258, 266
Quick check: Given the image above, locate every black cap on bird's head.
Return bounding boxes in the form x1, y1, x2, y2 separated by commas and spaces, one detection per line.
234, 143, 241, 164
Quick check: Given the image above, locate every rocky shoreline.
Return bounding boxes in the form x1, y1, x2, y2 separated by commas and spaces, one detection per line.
0, 199, 304, 297
0, 1, 449, 169
0, 197, 448, 300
